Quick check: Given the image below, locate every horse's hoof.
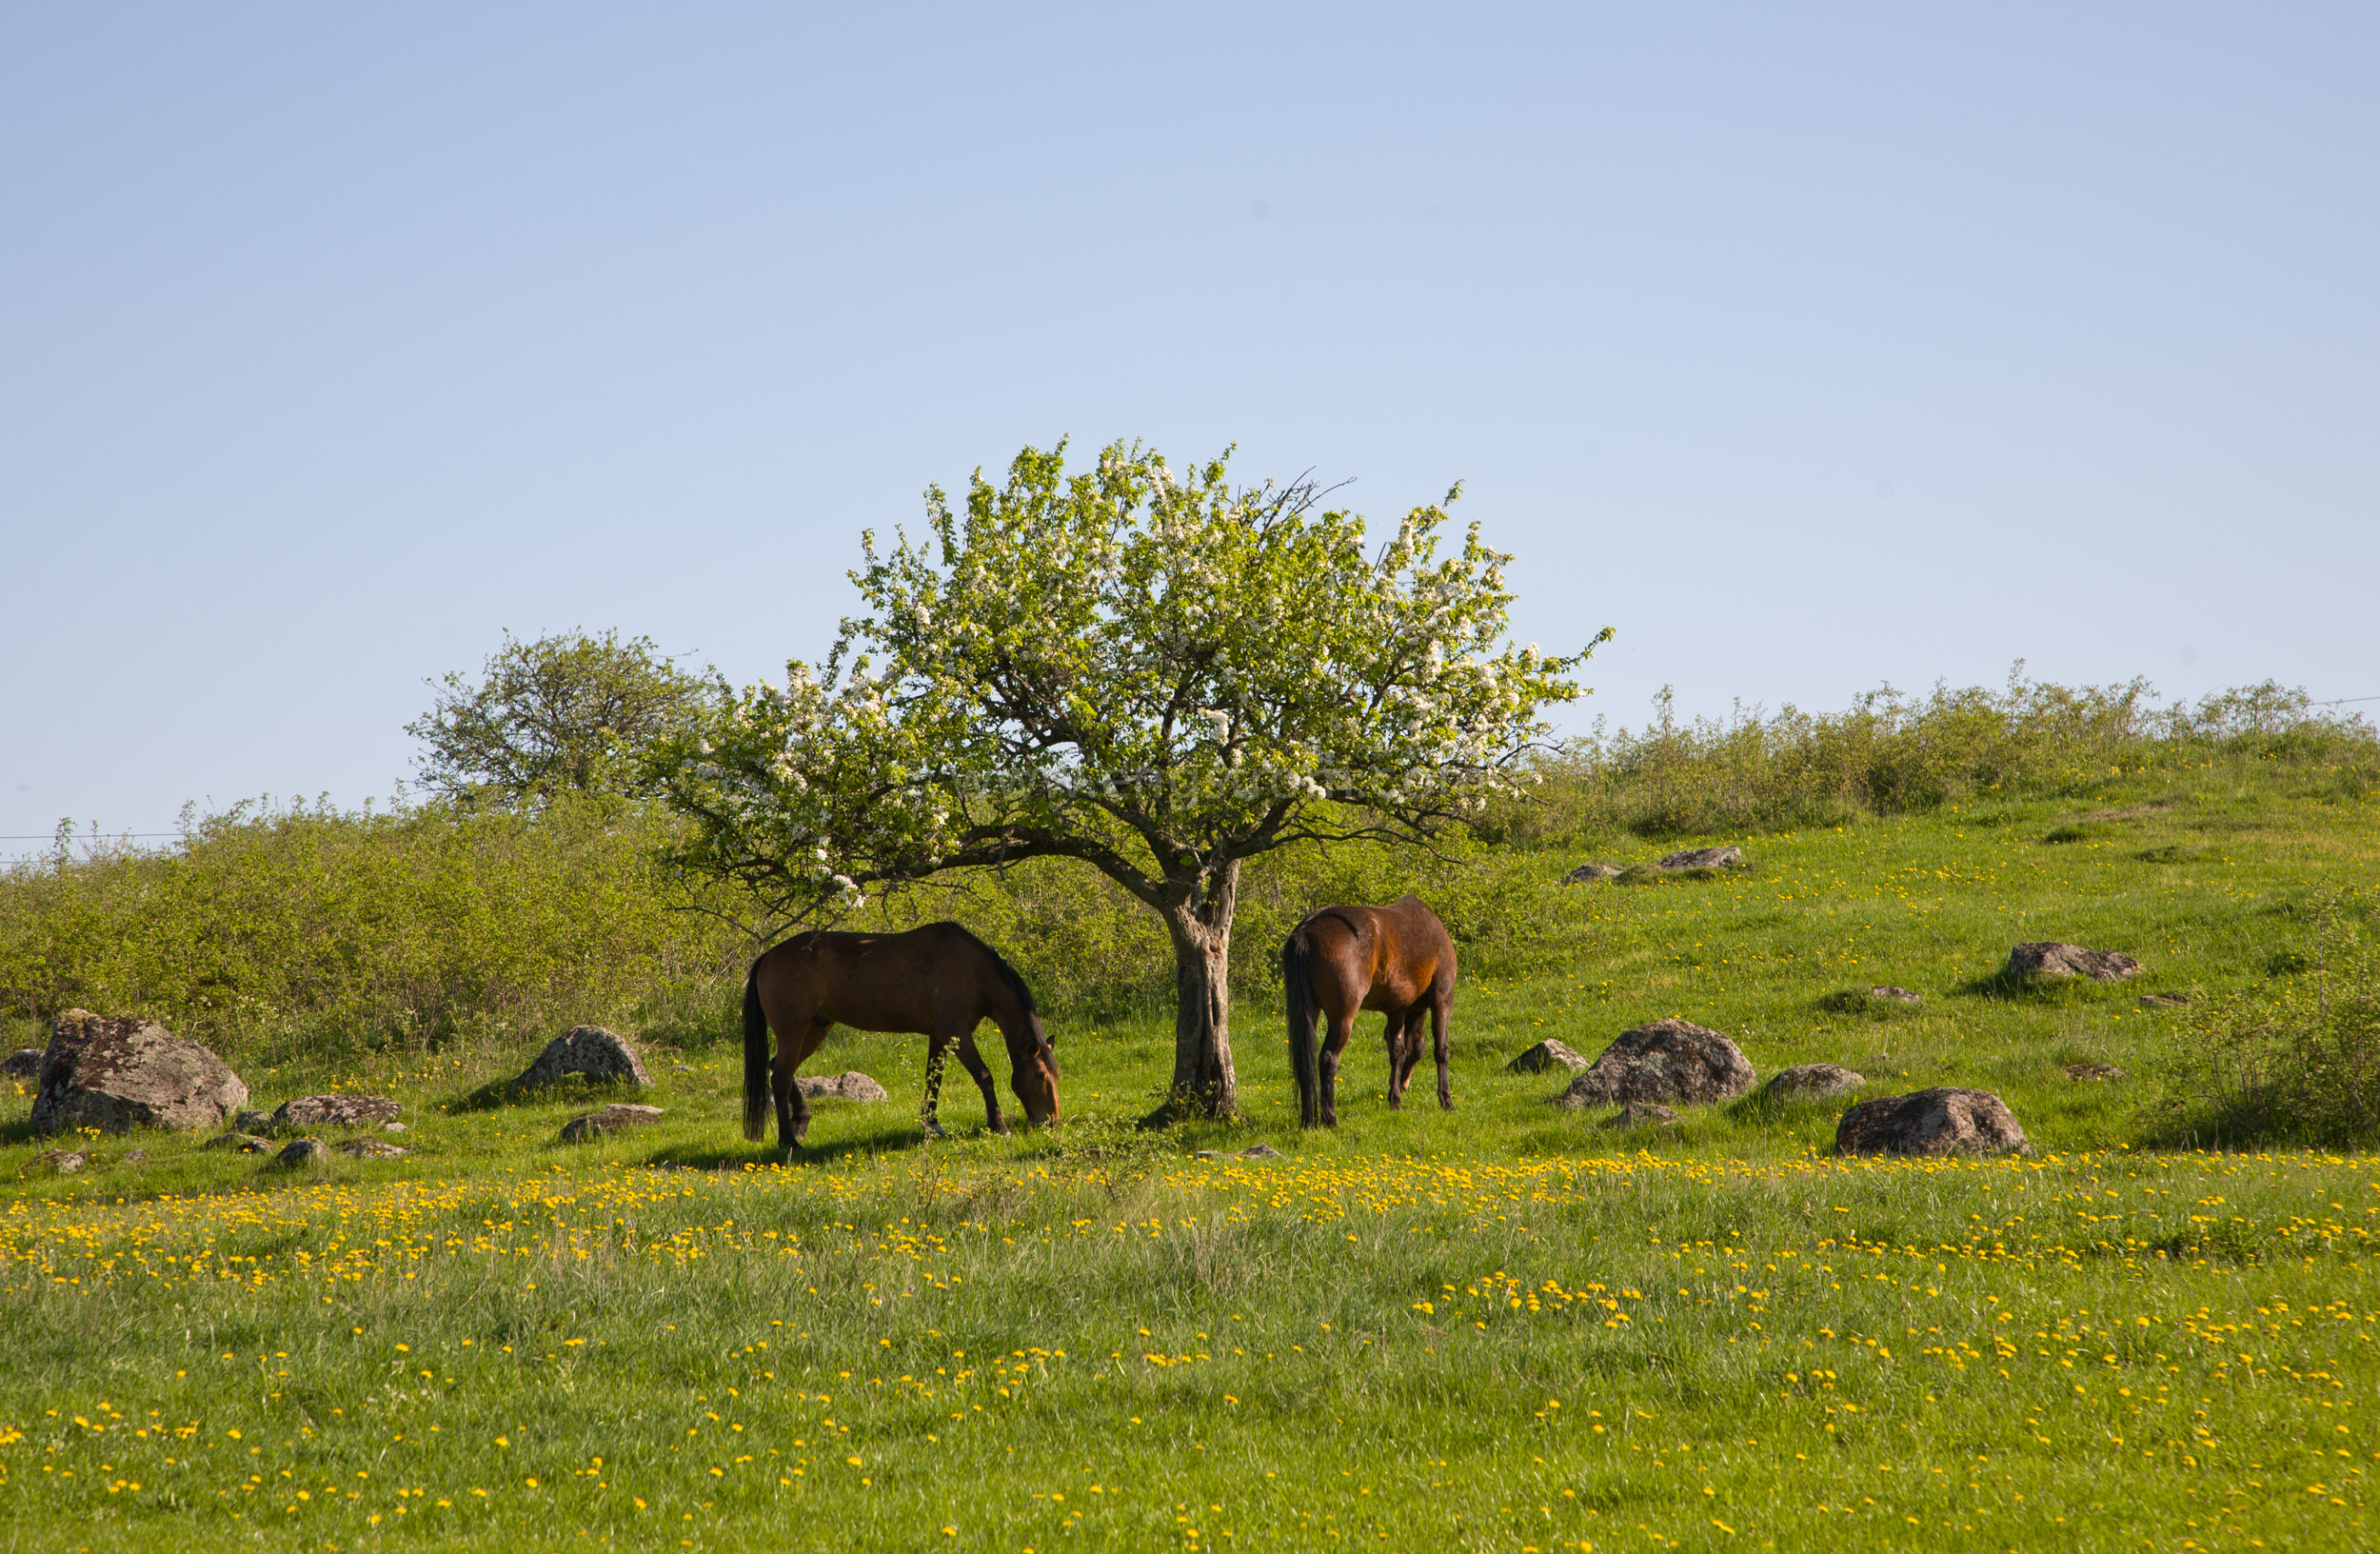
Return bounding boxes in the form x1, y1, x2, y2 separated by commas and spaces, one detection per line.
922, 1121, 947, 1140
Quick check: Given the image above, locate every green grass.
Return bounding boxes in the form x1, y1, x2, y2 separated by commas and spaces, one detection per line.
3, 758, 2377, 1551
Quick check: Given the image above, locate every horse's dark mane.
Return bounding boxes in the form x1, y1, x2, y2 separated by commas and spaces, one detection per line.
938, 921, 1040, 1019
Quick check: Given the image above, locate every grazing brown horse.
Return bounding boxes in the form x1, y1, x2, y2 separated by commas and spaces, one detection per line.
1281, 894, 1458, 1128
743, 922, 1059, 1155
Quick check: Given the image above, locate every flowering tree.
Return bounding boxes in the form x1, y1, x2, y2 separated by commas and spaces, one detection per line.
650, 440, 1602, 1121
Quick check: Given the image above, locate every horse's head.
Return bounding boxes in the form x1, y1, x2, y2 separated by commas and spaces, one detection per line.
1010, 1012, 1061, 1127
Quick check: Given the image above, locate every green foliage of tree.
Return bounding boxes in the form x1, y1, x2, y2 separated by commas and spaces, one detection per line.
407, 629, 709, 807
648, 439, 1602, 1119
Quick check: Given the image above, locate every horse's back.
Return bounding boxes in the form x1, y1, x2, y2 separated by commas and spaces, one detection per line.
754, 923, 996, 1031
1294, 896, 1455, 1008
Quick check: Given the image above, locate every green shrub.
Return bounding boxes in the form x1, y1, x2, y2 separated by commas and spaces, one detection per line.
2157, 889, 2380, 1146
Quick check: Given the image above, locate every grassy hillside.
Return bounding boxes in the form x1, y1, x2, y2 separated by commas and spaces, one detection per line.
1, 744, 2376, 1551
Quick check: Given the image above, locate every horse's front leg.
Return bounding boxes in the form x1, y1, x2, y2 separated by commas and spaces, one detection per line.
921, 1030, 954, 1139
953, 1028, 1007, 1135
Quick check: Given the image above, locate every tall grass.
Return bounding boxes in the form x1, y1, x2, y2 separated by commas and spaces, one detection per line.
1483, 671, 2375, 845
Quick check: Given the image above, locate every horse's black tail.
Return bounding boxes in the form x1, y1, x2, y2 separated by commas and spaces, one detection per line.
1283, 925, 1321, 1128
742, 959, 770, 1143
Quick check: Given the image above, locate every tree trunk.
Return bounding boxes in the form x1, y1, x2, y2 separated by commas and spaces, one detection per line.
1152, 864, 1240, 1122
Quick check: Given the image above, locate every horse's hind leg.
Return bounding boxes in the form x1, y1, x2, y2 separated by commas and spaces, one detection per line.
953, 1027, 1007, 1135
1430, 992, 1454, 1110
1319, 1009, 1356, 1127
1382, 1012, 1410, 1109
1392, 1008, 1427, 1103
772, 1006, 822, 1156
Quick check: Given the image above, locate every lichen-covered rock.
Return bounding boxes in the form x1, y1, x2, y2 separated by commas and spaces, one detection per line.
277, 1138, 328, 1166
1834, 1087, 2030, 1157
30, 1010, 248, 1134
336, 1138, 408, 1159
205, 1133, 276, 1153
560, 1104, 666, 1143
383, 1121, 409, 1134
1562, 862, 1623, 884
1506, 1039, 1591, 1074
796, 1071, 890, 1102
1656, 846, 1744, 871
1763, 1063, 1866, 1101
1552, 1019, 1756, 1108
1869, 986, 1923, 1003
273, 1095, 402, 1129
4, 1048, 41, 1079
519, 1026, 651, 1089
235, 1110, 275, 1132
2006, 943, 2142, 983
1599, 1102, 1680, 1129
37, 1149, 88, 1173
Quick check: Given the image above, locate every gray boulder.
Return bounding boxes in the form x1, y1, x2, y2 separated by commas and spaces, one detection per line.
1656, 846, 1744, 871
796, 1071, 890, 1102
1599, 1102, 1679, 1129
1562, 862, 1623, 884
1552, 1018, 1756, 1108
519, 1026, 651, 1089
1835, 1087, 2030, 1157
1763, 1063, 1866, 1101
277, 1138, 328, 1166
273, 1094, 402, 1129
234, 1109, 275, 1132
1506, 1039, 1591, 1074
37, 1148, 88, 1173
337, 1138, 408, 1159
2006, 943, 2142, 983
560, 1103, 666, 1143
30, 1010, 248, 1134
4, 1048, 42, 1079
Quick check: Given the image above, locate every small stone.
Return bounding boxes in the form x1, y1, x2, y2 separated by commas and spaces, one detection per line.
1506, 1039, 1591, 1074
2138, 993, 2188, 1009
205, 1133, 276, 1153
672, 1063, 696, 1073
796, 1071, 890, 1102
30, 1009, 248, 1134
1552, 1019, 1756, 1108
1237, 1143, 1283, 1159
2065, 1062, 2125, 1083
2005, 943, 2142, 983
1763, 1064, 1866, 1101
1656, 846, 1744, 871
1562, 862, 1623, 884
1835, 1087, 2030, 1157
1869, 986, 1923, 1003
336, 1138, 408, 1159
4, 1048, 41, 1079
1599, 1102, 1679, 1129
122, 1148, 148, 1164
560, 1104, 667, 1143
1193, 1149, 1224, 1160
384, 1121, 408, 1133
277, 1138, 328, 1166
37, 1148, 87, 1173
519, 1026, 652, 1089
273, 1095, 402, 1129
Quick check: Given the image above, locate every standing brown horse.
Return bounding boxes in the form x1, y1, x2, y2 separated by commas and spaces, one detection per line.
1281, 894, 1458, 1128
743, 922, 1059, 1155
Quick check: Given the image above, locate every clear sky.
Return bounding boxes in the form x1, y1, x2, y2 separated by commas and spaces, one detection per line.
5, 4, 2374, 849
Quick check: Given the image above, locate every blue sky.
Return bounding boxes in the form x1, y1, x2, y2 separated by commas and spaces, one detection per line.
5, 4, 2374, 847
